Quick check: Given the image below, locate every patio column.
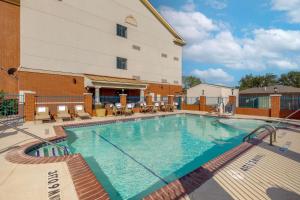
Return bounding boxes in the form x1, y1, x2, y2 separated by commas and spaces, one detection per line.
120, 94, 127, 107
140, 89, 144, 98
95, 87, 100, 104
271, 94, 281, 118
199, 96, 206, 111
23, 91, 36, 121
168, 95, 174, 105
229, 95, 237, 114
146, 94, 153, 105
84, 93, 93, 115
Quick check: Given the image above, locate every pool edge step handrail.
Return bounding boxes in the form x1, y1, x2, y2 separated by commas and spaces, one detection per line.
243, 124, 277, 145
0, 120, 68, 155
274, 109, 300, 128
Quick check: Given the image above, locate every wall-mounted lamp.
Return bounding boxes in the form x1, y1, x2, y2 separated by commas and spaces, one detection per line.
274, 86, 278, 94
202, 89, 205, 96
231, 88, 234, 95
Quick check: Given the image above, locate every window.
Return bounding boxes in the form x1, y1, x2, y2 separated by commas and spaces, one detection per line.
116, 57, 127, 70
174, 57, 179, 61
116, 24, 127, 38
161, 53, 168, 58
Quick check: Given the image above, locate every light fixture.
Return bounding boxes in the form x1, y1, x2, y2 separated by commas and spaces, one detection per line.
274, 86, 278, 94
202, 89, 205, 96
231, 88, 234, 95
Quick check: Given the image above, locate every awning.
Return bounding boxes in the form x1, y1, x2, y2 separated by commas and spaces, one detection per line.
85, 74, 148, 89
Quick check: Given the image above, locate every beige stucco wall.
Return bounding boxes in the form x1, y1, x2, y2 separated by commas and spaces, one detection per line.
187, 84, 239, 105
20, 0, 182, 84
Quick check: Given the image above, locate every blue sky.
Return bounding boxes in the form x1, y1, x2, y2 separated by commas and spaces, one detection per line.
150, 0, 300, 86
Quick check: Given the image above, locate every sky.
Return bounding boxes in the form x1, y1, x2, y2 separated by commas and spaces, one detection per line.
150, 0, 300, 86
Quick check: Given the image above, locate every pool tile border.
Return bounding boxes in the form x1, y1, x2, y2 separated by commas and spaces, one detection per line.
5, 126, 110, 200
5, 113, 271, 200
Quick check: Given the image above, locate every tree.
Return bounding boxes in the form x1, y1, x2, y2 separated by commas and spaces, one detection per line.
278, 71, 300, 88
239, 73, 277, 90
182, 76, 202, 89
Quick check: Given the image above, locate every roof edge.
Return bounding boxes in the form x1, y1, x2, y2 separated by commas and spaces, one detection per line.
140, 0, 186, 46
0, 0, 20, 6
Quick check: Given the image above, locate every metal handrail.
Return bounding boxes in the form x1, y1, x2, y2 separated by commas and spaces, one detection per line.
243, 124, 277, 145
0, 120, 67, 154
274, 109, 300, 128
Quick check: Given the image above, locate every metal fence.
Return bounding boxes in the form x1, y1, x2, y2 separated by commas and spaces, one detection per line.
239, 95, 270, 109
0, 94, 24, 120
183, 97, 199, 105
99, 96, 120, 104
127, 96, 144, 103
281, 95, 300, 110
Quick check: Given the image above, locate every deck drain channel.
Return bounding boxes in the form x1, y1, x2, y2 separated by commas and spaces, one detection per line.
94, 131, 169, 184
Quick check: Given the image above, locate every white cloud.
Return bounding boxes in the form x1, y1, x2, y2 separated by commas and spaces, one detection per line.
160, 6, 218, 42
192, 68, 234, 83
160, 2, 300, 71
205, 0, 227, 10
272, 0, 300, 23
182, 0, 196, 12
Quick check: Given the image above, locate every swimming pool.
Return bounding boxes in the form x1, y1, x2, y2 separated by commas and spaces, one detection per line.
59, 114, 261, 199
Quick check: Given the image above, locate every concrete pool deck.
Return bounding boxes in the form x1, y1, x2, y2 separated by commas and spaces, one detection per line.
0, 111, 299, 200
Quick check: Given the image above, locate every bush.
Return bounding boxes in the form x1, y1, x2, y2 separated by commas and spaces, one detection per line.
0, 91, 19, 117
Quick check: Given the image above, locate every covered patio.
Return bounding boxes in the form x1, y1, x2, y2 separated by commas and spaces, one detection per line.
85, 74, 148, 104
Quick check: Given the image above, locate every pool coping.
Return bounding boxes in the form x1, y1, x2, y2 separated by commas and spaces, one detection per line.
5, 113, 276, 200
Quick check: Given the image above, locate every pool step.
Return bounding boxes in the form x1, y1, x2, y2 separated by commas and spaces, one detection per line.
35, 145, 70, 157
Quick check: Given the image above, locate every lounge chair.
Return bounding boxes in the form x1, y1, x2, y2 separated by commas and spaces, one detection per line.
75, 105, 91, 119
35, 106, 51, 122
57, 105, 72, 121
113, 103, 123, 116
124, 103, 134, 116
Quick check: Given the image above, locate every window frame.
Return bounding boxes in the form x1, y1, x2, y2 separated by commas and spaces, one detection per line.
116, 57, 128, 70
116, 24, 127, 38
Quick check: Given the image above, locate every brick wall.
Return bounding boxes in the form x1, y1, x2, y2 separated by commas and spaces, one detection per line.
19, 71, 85, 96
280, 109, 300, 120
0, 1, 19, 94
181, 104, 200, 111
236, 107, 271, 117
145, 83, 182, 96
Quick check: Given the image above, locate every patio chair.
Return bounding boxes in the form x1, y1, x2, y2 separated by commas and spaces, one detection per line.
139, 102, 148, 113
113, 103, 123, 116
160, 102, 167, 112
124, 103, 134, 116
166, 104, 174, 112
153, 102, 160, 113
75, 105, 91, 119
57, 105, 72, 121
35, 106, 51, 122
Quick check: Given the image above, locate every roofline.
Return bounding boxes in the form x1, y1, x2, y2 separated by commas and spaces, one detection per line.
140, 0, 186, 46
191, 83, 236, 89
0, 0, 20, 6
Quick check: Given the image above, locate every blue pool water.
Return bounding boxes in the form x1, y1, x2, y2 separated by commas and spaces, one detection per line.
61, 114, 260, 199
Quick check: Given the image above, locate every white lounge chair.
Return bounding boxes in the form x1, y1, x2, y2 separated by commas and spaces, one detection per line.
35, 106, 51, 122
57, 105, 71, 121
75, 105, 91, 119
